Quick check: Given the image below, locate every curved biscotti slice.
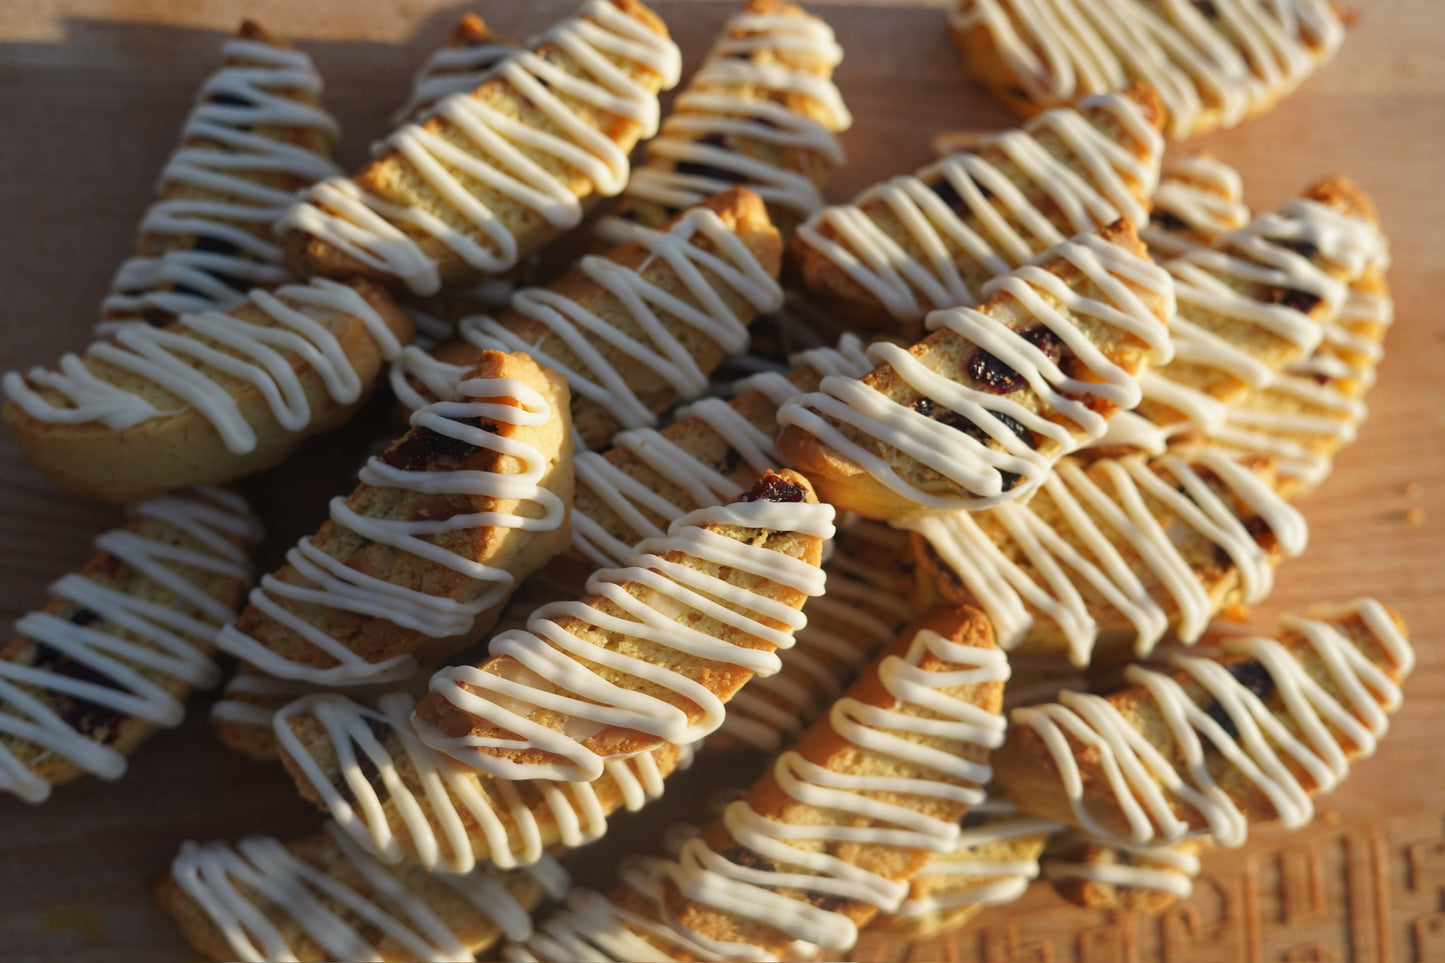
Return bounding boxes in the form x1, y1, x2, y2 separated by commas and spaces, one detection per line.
867, 798, 1058, 940
905, 444, 1308, 667
398, 187, 784, 449
390, 13, 517, 126
0, 487, 258, 803
950, 0, 1348, 140
995, 599, 1413, 848
157, 821, 567, 963
512, 606, 1008, 962
600, 0, 851, 241
279, 0, 681, 296
1121, 176, 1386, 447
217, 350, 574, 686
1141, 151, 1250, 261
1042, 830, 1207, 916
275, 690, 686, 873
777, 220, 1176, 518
413, 470, 833, 782
3, 278, 413, 504
789, 84, 1165, 327
101, 21, 341, 333
1212, 260, 1392, 498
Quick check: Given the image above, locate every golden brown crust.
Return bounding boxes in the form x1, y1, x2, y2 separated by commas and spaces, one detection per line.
283, 0, 674, 291
4, 280, 413, 504
226, 350, 573, 676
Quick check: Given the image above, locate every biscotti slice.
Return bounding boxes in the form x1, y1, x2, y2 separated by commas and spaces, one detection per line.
904, 444, 1308, 667
1141, 151, 1251, 261
599, 0, 852, 241
1212, 261, 1392, 498
396, 187, 784, 449
995, 599, 1413, 847
100, 21, 341, 333
3, 278, 413, 504
950, 0, 1348, 140
777, 219, 1176, 518
511, 606, 1008, 961
413, 470, 833, 782
1121, 176, 1386, 448
158, 821, 568, 963
0, 487, 257, 803
1042, 830, 1208, 915
867, 798, 1058, 940
789, 84, 1165, 327
275, 690, 686, 873
390, 13, 517, 126
217, 350, 574, 686
279, 0, 681, 296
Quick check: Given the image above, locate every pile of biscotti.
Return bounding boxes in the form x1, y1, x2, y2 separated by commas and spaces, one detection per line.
0, 0, 1413, 960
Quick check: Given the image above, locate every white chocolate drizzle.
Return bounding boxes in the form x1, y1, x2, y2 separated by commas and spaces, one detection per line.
5, 278, 404, 455
0, 487, 256, 803
1008, 599, 1412, 848
216, 374, 566, 685
391, 27, 516, 126
596, 7, 850, 240
643, 628, 1009, 959
416, 496, 834, 782
274, 691, 681, 874
902, 445, 1308, 666
778, 231, 1174, 510
278, 0, 682, 296
100, 37, 341, 333
792, 89, 1162, 322
1042, 832, 1204, 900
170, 820, 568, 963
952, 0, 1346, 139
1141, 152, 1249, 260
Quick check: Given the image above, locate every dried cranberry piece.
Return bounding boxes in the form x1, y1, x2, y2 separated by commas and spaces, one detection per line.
740, 473, 807, 504
966, 325, 1064, 394
380, 419, 498, 471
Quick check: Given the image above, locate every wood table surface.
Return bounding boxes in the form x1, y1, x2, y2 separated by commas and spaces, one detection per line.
0, 1, 1442, 960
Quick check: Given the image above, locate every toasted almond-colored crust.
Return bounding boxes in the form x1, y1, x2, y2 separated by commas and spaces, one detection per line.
949, 0, 1347, 139
154, 829, 551, 963
650, 606, 1004, 958
786, 83, 1164, 329
3, 279, 413, 505
228, 350, 573, 675
913, 451, 1289, 667
777, 218, 1170, 520
283, 0, 673, 290
992, 602, 1410, 840
107, 21, 336, 328
414, 468, 824, 773
613, 0, 848, 238
0, 489, 254, 792
430, 187, 782, 447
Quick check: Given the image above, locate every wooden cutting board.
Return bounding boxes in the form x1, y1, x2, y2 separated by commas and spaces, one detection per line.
0, 1, 1441, 961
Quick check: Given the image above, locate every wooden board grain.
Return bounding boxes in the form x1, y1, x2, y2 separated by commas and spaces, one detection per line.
0, 1, 1442, 961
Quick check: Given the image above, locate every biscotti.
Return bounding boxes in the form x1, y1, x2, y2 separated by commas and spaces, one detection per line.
776, 219, 1175, 518
994, 599, 1412, 846
512, 606, 1009, 961
0, 487, 257, 802
216, 350, 574, 685
398, 187, 784, 449
413, 469, 832, 781
100, 21, 340, 333
3, 277, 413, 504
789, 84, 1165, 327
279, 0, 681, 296
950, 0, 1348, 139
599, 0, 851, 241
158, 821, 568, 962
389, 13, 516, 126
